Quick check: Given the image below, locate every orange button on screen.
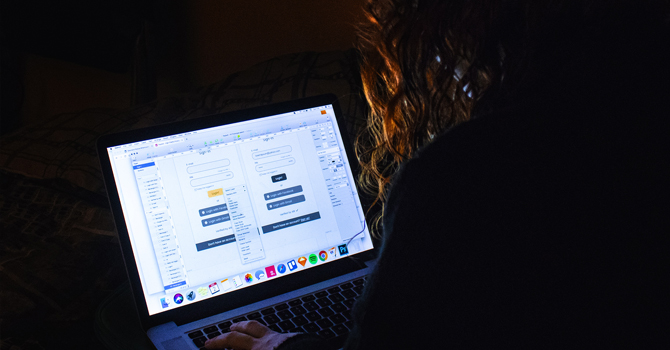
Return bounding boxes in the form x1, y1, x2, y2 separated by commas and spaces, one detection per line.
208, 188, 223, 198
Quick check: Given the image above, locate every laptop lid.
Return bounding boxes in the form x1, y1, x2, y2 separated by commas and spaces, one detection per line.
97, 95, 375, 331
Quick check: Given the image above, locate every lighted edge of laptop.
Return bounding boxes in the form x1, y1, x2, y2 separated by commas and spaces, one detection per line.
97, 94, 377, 348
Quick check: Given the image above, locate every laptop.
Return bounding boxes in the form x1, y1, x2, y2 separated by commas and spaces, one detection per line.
97, 94, 377, 349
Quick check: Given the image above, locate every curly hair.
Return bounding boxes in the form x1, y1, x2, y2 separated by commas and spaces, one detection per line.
355, 0, 509, 234
353, 0, 666, 235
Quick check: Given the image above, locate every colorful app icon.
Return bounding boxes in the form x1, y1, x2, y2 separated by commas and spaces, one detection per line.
328, 247, 337, 258
308, 254, 318, 264
287, 260, 298, 271
298, 256, 307, 266
209, 282, 220, 294
160, 297, 169, 308
174, 293, 184, 304
338, 244, 349, 256
197, 286, 209, 296
232, 276, 243, 288
244, 273, 253, 283
318, 250, 328, 262
220, 279, 232, 291
186, 291, 196, 301
255, 270, 266, 280
265, 265, 277, 278
277, 263, 287, 274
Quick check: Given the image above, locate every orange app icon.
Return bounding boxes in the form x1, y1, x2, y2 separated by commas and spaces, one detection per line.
298, 256, 307, 266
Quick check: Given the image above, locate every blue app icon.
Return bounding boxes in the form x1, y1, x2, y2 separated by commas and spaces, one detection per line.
160, 298, 169, 308
277, 263, 286, 274
174, 293, 184, 304
287, 259, 298, 271
338, 244, 349, 256
255, 270, 266, 280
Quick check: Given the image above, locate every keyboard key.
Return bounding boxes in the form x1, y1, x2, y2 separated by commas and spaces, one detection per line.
316, 318, 334, 329
292, 326, 305, 333
233, 316, 247, 323
246, 312, 262, 320
340, 282, 354, 289
256, 319, 267, 326
264, 314, 280, 324
327, 286, 341, 294
207, 331, 221, 339
341, 289, 357, 299
219, 327, 230, 334
305, 311, 321, 321
353, 279, 364, 285
303, 301, 319, 311
275, 303, 289, 311
288, 299, 302, 306
318, 328, 336, 339
332, 324, 349, 335
204, 326, 218, 334
343, 299, 355, 308
342, 309, 351, 320
353, 285, 364, 294
188, 330, 203, 339
261, 308, 275, 315
302, 295, 316, 302
278, 320, 296, 332
315, 291, 329, 298
331, 302, 346, 313
316, 297, 332, 307
290, 305, 307, 315
303, 322, 320, 333
269, 324, 281, 333
193, 336, 207, 348
277, 310, 294, 320
317, 307, 335, 318
344, 320, 353, 329
330, 314, 346, 325
292, 315, 309, 326
328, 293, 344, 303
218, 321, 232, 329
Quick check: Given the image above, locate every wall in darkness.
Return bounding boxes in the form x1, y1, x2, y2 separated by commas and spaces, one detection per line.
5, 0, 365, 127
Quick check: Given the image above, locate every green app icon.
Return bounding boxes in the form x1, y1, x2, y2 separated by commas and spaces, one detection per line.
308, 254, 318, 265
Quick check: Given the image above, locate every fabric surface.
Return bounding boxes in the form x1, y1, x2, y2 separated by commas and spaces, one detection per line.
0, 49, 367, 349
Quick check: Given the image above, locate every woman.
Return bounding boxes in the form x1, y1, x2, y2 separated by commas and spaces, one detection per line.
207, 0, 670, 348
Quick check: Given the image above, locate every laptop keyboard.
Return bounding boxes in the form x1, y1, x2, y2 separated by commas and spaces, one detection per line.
187, 277, 366, 349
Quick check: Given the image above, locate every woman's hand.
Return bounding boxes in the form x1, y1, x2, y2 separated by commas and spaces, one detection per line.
204, 320, 299, 350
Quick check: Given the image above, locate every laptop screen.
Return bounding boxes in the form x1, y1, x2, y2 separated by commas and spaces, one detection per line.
105, 103, 373, 315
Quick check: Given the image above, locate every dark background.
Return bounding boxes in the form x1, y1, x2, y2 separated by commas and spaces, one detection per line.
1, 0, 365, 134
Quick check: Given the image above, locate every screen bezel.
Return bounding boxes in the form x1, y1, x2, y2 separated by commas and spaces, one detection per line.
97, 94, 376, 331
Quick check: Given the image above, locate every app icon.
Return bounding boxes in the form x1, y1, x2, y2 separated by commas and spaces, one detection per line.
338, 244, 349, 256
197, 287, 209, 296
308, 254, 318, 264
255, 270, 266, 280
174, 293, 184, 304
160, 298, 169, 308
232, 276, 243, 288
220, 279, 232, 291
277, 263, 287, 274
318, 250, 328, 262
265, 265, 277, 278
244, 273, 253, 283
328, 247, 337, 258
209, 282, 220, 294
287, 260, 298, 271
186, 291, 196, 301
298, 256, 307, 266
